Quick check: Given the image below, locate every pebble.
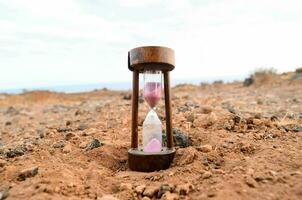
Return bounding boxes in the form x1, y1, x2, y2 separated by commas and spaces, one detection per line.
198, 105, 213, 114
172, 129, 191, 148
17, 166, 39, 181
36, 128, 45, 138
198, 144, 212, 153
175, 183, 194, 195
270, 115, 278, 121
186, 113, 195, 123
178, 147, 197, 165
252, 119, 262, 126
135, 185, 146, 194
0, 189, 9, 200
78, 124, 88, 131
5, 146, 27, 158
5, 121, 12, 126
85, 139, 102, 151
5, 106, 19, 115
56, 127, 72, 133
64, 132, 75, 140
233, 115, 242, 123
79, 141, 90, 149
161, 191, 179, 200
245, 176, 257, 188
290, 171, 301, 176
62, 143, 72, 153
202, 171, 212, 179
0, 159, 6, 168
143, 186, 159, 198
158, 184, 174, 198
66, 120, 72, 126
122, 94, 131, 100
52, 141, 65, 148
120, 183, 132, 191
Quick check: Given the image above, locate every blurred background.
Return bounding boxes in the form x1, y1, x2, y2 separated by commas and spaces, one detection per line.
0, 0, 301, 93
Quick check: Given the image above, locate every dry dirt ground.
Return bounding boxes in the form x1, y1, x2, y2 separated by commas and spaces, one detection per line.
0, 73, 301, 200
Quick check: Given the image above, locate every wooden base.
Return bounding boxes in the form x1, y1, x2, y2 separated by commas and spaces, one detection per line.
128, 147, 175, 172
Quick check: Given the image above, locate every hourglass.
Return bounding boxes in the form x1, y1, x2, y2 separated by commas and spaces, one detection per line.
143, 70, 162, 153
127, 46, 175, 172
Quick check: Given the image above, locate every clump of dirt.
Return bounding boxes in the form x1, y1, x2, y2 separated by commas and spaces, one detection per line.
0, 72, 301, 199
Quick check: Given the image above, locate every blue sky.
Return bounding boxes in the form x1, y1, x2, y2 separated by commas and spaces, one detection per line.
0, 0, 302, 89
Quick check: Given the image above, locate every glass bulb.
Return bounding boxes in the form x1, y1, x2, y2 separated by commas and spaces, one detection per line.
143, 70, 162, 108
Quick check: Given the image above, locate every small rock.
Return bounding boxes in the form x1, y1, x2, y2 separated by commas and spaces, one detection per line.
207, 191, 216, 198
270, 115, 278, 121
56, 127, 72, 133
158, 184, 174, 198
17, 166, 39, 181
4, 121, 11, 126
177, 147, 197, 165
79, 141, 90, 149
268, 170, 277, 177
62, 143, 72, 153
66, 120, 72, 126
175, 183, 194, 195
143, 186, 159, 198
245, 176, 257, 188
202, 171, 212, 179
135, 185, 146, 194
6, 146, 27, 158
198, 105, 213, 114
186, 113, 195, 123
120, 183, 132, 191
252, 119, 262, 126
141, 197, 151, 200
123, 94, 131, 100
233, 115, 241, 123
243, 77, 254, 87
75, 110, 82, 116
282, 124, 302, 132
0, 188, 9, 200
64, 132, 75, 140
5, 106, 19, 115
172, 129, 192, 148
0, 159, 7, 168
161, 191, 179, 200
85, 139, 102, 151
36, 128, 45, 138
226, 106, 237, 114
198, 144, 212, 153
98, 195, 119, 200
78, 124, 88, 131
290, 171, 301, 176
52, 141, 65, 148
254, 113, 262, 119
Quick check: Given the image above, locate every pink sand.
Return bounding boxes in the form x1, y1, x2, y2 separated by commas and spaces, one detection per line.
144, 82, 161, 108
143, 138, 161, 152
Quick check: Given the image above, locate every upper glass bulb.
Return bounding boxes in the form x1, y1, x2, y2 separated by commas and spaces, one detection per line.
143, 70, 162, 108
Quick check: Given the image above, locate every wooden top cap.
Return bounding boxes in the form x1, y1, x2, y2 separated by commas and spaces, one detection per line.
128, 46, 175, 72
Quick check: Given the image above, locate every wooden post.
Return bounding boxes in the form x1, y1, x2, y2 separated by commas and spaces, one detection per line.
164, 71, 173, 149
131, 70, 139, 149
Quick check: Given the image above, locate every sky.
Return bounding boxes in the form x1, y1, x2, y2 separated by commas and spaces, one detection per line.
0, 0, 302, 89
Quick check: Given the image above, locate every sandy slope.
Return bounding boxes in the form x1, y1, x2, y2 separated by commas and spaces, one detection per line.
0, 74, 301, 200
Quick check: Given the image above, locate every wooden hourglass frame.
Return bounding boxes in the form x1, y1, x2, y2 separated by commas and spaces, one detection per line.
128, 46, 175, 172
